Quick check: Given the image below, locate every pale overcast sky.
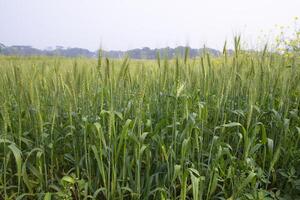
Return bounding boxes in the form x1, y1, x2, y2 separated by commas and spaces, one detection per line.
0, 0, 299, 51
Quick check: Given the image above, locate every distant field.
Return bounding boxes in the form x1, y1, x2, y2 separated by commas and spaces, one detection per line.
0, 42, 299, 199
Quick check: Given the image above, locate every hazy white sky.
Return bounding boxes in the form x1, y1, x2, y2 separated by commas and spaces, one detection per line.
0, 0, 299, 51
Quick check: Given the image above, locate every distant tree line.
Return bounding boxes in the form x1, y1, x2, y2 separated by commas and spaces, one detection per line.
0, 43, 223, 59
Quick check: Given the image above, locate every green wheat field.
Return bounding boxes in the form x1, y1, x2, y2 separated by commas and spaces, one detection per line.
0, 38, 300, 199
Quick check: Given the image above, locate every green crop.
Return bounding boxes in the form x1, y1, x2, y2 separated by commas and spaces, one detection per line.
0, 39, 299, 199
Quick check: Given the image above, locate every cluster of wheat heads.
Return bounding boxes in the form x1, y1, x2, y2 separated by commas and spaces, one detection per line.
0, 41, 299, 199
